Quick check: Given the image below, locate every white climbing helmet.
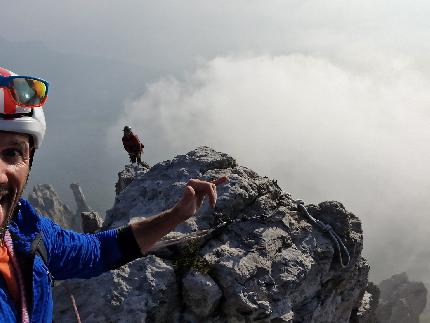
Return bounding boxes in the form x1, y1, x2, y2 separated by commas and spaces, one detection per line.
0, 67, 47, 148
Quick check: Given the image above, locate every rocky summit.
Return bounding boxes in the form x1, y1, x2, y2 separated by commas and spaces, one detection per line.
53, 146, 370, 322
376, 272, 427, 323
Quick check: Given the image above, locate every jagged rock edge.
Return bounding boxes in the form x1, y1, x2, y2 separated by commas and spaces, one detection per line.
152, 163, 358, 321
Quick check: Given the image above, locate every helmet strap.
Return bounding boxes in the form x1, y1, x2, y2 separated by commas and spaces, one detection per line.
29, 149, 35, 169
28, 136, 35, 169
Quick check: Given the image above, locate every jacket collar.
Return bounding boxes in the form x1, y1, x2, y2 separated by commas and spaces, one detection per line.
8, 198, 41, 253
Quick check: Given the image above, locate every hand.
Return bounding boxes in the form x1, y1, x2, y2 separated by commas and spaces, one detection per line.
173, 176, 228, 221
131, 176, 228, 254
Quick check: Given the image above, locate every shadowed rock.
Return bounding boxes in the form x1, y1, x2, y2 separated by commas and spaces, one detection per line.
81, 211, 103, 233
182, 269, 222, 320
351, 282, 380, 323
114, 162, 150, 196
376, 272, 427, 323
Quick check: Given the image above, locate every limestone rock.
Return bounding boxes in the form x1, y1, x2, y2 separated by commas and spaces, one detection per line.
54, 146, 369, 322
28, 184, 81, 231
81, 211, 103, 233
70, 183, 92, 215
114, 162, 150, 196
351, 282, 380, 323
376, 272, 427, 323
53, 256, 179, 322
182, 270, 222, 319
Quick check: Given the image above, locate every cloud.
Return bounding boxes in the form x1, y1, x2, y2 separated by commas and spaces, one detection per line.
108, 53, 430, 283
4, 1, 430, 70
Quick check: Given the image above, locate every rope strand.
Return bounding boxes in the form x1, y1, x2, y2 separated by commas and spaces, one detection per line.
4, 231, 30, 323
295, 199, 351, 268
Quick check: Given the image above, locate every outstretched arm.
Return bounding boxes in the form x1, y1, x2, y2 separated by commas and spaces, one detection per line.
130, 176, 228, 254
40, 176, 227, 280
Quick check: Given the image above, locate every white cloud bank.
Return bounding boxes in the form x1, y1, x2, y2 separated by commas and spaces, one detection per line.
108, 53, 430, 283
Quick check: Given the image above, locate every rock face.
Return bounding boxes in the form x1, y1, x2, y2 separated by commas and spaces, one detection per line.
352, 282, 380, 323
81, 211, 103, 233
376, 272, 427, 323
28, 184, 81, 231
70, 183, 92, 215
69, 183, 103, 233
182, 269, 223, 319
53, 146, 369, 322
114, 162, 150, 195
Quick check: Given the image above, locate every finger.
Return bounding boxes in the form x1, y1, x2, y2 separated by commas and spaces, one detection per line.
176, 185, 195, 210
181, 185, 196, 203
211, 176, 228, 186
207, 183, 217, 208
212, 183, 217, 204
188, 176, 228, 188
196, 194, 205, 208
187, 178, 221, 208
196, 182, 216, 208
187, 179, 213, 192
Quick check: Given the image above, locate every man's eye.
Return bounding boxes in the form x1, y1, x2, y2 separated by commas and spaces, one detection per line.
3, 148, 23, 159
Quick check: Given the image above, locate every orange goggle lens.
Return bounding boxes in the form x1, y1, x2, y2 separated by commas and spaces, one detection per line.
9, 77, 48, 107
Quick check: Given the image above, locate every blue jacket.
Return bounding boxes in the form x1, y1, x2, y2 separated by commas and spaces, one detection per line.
0, 198, 140, 322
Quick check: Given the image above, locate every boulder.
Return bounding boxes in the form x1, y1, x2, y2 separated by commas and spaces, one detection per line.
114, 162, 150, 196
351, 282, 380, 323
54, 146, 369, 322
376, 272, 427, 323
182, 269, 222, 319
81, 211, 103, 233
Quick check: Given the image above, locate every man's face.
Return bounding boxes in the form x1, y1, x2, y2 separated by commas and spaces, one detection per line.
0, 132, 30, 227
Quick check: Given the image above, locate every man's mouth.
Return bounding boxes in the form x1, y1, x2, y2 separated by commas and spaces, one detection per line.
0, 188, 10, 203
0, 188, 14, 238
0, 188, 13, 218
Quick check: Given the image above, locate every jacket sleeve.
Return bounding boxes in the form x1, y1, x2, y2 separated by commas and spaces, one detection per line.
40, 217, 142, 280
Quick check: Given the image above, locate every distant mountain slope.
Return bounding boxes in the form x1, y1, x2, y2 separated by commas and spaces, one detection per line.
0, 36, 163, 212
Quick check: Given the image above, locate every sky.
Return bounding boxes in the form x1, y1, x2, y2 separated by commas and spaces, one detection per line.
1, 0, 430, 284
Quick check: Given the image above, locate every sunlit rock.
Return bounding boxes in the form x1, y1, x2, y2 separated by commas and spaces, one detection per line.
54, 146, 369, 322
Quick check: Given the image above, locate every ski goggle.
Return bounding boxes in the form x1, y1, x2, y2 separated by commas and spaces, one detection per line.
0, 75, 49, 108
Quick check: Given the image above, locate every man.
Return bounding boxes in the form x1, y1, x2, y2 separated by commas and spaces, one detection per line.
0, 67, 227, 322
122, 126, 144, 164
